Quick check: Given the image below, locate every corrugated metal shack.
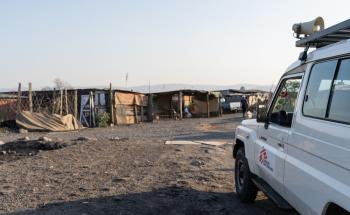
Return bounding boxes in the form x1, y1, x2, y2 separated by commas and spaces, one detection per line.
151, 90, 221, 120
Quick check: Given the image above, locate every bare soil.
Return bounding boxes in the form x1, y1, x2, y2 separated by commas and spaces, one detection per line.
0, 114, 298, 215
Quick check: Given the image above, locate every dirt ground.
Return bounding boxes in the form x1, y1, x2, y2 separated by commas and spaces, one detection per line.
0, 114, 298, 215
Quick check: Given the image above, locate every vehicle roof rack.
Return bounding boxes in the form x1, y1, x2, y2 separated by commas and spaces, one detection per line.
296, 19, 350, 48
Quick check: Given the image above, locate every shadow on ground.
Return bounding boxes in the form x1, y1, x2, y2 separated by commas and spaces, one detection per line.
174, 131, 235, 142
7, 186, 298, 215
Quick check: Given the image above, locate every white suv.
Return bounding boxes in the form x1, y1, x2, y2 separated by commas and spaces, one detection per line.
233, 18, 350, 215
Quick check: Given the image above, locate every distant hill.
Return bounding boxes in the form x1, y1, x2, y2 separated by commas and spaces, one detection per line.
0, 83, 274, 93
126, 83, 274, 93
0, 88, 16, 93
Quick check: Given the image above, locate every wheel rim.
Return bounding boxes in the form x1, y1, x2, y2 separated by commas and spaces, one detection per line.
236, 159, 245, 190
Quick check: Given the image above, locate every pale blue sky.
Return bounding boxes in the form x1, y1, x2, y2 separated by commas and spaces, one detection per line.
0, 0, 349, 89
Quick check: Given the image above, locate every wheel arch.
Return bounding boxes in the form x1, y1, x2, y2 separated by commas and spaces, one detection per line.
233, 138, 245, 159
323, 202, 349, 215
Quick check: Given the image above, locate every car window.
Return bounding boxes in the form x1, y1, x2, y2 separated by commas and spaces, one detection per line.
270, 77, 302, 127
328, 59, 350, 123
303, 60, 337, 118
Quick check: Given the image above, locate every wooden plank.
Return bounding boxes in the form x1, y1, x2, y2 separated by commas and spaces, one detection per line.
52, 88, 56, 114
207, 92, 210, 118
17, 83, 22, 113
60, 89, 63, 116
179, 91, 183, 120
74, 90, 78, 119
140, 105, 144, 123
134, 105, 139, 124
28, 82, 33, 112
65, 88, 68, 114
109, 83, 115, 125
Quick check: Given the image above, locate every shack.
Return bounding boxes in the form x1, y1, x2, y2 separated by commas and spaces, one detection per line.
151, 90, 220, 120
0, 85, 150, 128
113, 90, 148, 125
0, 94, 19, 123
216, 89, 271, 113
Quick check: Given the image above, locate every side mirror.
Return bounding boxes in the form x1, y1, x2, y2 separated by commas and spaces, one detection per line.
256, 105, 268, 123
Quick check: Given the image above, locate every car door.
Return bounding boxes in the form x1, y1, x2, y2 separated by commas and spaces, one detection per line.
256, 75, 302, 196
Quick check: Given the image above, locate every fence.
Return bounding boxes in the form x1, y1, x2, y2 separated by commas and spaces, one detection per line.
0, 83, 79, 123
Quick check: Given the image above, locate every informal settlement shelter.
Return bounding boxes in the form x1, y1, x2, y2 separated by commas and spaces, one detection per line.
114, 90, 148, 124
151, 90, 221, 119
0, 94, 19, 123
0, 84, 149, 129
216, 89, 271, 113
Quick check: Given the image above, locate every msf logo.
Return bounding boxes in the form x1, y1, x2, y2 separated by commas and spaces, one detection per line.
259, 148, 268, 163
259, 148, 274, 172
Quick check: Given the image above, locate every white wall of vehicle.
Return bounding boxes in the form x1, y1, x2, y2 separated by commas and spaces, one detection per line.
256, 124, 289, 197
284, 66, 350, 214
235, 123, 258, 174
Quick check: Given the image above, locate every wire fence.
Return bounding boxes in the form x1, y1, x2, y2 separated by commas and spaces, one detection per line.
0, 83, 78, 123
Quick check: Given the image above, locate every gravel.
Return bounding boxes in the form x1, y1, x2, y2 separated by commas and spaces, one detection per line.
0, 114, 298, 215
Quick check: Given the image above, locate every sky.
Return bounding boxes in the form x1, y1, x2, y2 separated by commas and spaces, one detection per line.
0, 0, 350, 89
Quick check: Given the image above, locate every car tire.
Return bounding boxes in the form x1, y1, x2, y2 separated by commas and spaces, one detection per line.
235, 147, 258, 203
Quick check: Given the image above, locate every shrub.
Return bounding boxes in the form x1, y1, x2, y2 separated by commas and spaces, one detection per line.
96, 112, 110, 128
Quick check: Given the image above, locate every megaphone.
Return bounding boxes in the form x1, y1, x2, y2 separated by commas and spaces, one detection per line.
292, 17, 325, 38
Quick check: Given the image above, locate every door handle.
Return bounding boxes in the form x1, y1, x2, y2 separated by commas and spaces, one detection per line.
259, 136, 267, 142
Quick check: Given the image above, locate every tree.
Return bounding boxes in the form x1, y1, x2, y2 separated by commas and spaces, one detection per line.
53, 78, 72, 90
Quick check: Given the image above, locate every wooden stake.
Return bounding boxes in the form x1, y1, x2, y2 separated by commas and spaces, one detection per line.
17, 83, 22, 113
60, 89, 63, 116
179, 91, 183, 120
140, 105, 144, 123
207, 92, 210, 118
65, 88, 68, 114
52, 88, 56, 114
28, 82, 33, 112
74, 90, 78, 119
109, 83, 115, 125
134, 104, 139, 124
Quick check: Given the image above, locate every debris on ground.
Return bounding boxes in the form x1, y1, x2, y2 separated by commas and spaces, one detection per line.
38, 136, 53, 142
75, 136, 98, 142
165, 140, 201, 145
18, 128, 28, 134
165, 140, 232, 146
109, 136, 129, 142
18, 136, 30, 141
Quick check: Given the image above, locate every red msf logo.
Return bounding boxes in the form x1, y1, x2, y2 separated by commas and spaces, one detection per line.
259, 148, 267, 163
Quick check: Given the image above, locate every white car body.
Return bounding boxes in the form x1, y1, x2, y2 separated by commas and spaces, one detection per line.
235, 39, 350, 214
230, 102, 241, 111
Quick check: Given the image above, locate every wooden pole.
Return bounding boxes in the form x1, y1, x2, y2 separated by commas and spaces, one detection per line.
179, 91, 183, 120
60, 89, 63, 116
74, 90, 78, 119
207, 92, 210, 118
52, 88, 56, 114
65, 88, 68, 114
28, 82, 33, 112
109, 83, 115, 125
140, 105, 144, 123
134, 104, 139, 124
147, 94, 153, 122
219, 97, 222, 117
17, 83, 22, 113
